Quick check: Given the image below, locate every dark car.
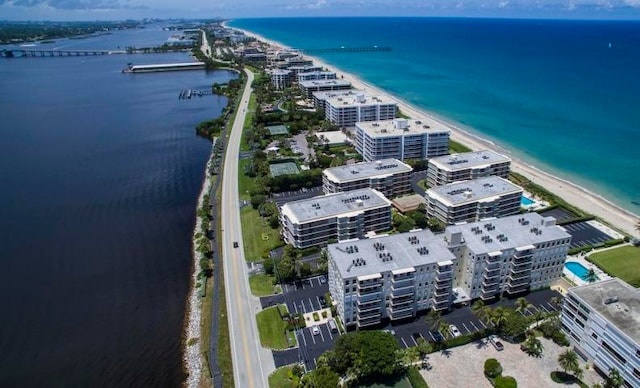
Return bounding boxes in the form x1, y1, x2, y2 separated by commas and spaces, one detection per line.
233, 241, 239, 248
319, 295, 327, 308
430, 330, 444, 343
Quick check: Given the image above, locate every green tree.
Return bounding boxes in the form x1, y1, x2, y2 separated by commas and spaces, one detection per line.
500, 309, 530, 339
585, 268, 598, 283
515, 297, 533, 314
301, 365, 340, 388
494, 375, 518, 388
415, 337, 434, 359
521, 333, 544, 357
557, 349, 579, 376
484, 358, 503, 378
549, 296, 562, 311
605, 367, 623, 388
490, 306, 509, 329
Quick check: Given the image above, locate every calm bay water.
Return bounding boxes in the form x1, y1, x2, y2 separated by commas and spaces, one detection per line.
230, 17, 640, 214
0, 25, 236, 386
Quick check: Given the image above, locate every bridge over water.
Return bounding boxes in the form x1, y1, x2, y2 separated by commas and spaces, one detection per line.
1, 49, 127, 58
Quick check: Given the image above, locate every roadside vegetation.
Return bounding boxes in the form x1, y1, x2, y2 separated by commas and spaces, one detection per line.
0, 20, 143, 44
249, 273, 281, 296
256, 304, 298, 349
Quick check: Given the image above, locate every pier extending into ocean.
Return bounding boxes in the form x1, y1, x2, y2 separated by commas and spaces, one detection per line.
122, 62, 206, 73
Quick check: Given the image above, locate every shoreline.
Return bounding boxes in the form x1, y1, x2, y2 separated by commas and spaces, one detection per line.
230, 23, 639, 237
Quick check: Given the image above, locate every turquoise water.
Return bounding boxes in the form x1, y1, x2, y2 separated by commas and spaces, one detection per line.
565, 262, 598, 281
229, 18, 640, 215
521, 196, 535, 206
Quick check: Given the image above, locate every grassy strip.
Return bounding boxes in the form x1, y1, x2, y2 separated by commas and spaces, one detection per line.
509, 172, 588, 218
237, 158, 256, 201
256, 305, 295, 349
240, 93, 257, 152
217, 268, 234, 387
406, 366, 429, 388
240, 205, 282, 262
589, 245, 640, 287
449, 140, 472, 153
268, 365, 299, 388
199, 276, 214, 385
249, 273, 280, 296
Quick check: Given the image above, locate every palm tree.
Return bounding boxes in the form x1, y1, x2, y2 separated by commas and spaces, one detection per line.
438, 320, 451, 340
490, 306, 509, 329
533, 309, 546, 329
549, 296, 562, 311
605, 367, 623, 388
471, 300, 485, 316
584, 268, 598, 283
558, 349, 579, 376
515, 297, 533, 314
522, 333, 544, 357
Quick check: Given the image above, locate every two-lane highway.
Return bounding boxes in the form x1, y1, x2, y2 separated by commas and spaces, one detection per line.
221, 69, 273, 387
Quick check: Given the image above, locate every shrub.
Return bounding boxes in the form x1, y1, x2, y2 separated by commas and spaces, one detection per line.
494, 375, 517, 388
484, 358, 503, 378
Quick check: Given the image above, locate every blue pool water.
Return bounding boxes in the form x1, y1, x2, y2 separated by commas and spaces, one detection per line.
521, 196, 535, 206
565, 262, 598, 281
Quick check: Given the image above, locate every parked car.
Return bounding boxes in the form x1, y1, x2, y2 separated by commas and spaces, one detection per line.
449, 324, 462, 338
382, 329, 396, 336
319, 295, 327, 308
311, 325, 320, 336
489, 335, 504, 351
319, 275, 327, 284
430, 330, 444, 343
327, 319, 338, 333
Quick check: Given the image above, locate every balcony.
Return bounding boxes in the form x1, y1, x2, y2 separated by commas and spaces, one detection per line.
357, 309, 382, 319
392, 277, 414, 288
436, 271, 453, 281
391, 295, 414, 306
431, 298, 449, 310
358, 291, 382, 303
480, 289, 498, 300
389, 305, 414, 319
508, 271, 530, 282
435, 280, 451, 290
358, 315, 382, 327
391, 285, 415, 297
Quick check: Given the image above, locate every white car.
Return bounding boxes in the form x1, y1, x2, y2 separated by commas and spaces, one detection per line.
311, 325, 320, 336
449, 324, 462, 338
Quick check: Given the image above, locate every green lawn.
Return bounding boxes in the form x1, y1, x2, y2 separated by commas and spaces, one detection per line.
249, 274, 281, 296
589, 246, 640, 287
449, 140, 472, 154
268, 365, 299, 388
240, 205, 282, 262
256, 304, 295, 349
238, 158, 256, 200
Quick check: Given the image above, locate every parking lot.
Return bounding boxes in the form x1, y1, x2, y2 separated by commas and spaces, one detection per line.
562, 220, 614, 248
270, 186, 322, 206
263, 276, 341, 371
390, 289, 562, 349
539, 207, 576, 222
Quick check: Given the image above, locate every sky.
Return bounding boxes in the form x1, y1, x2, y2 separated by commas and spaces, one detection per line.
1, 0, 640, 21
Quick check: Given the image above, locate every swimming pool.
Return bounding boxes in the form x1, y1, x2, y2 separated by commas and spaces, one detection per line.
521, 195, 535, 206
565, 262, 598, 281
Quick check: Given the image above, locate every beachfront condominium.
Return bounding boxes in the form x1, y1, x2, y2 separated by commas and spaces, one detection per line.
561, 278, 640, 388
445, 213, 571, 299
427, 150, 512, 188
322, 158, 413, 198
297, 71, 337, 83
299, 79, 352, 98
325, 93, 397, 128
425, 176, 522, 225
328, 229, 458, 328
355, 118, 450, 162
312, 89, 367, 111
268, 69, 293, 90
287, 65, 322, 76
280, 188, 392, 249
327, 212, 571, 328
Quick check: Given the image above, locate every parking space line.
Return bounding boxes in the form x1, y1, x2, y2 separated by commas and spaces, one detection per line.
319, 326, 326, 342
479, 320, 487, 328
462, 322, 471, 334
300, 329, 307, 347
411, 336, 418, 346
401, 337, 409, 348
308, 298, 314, 311
470, 321, 480, 332
539, 304, 550, 313
316, 296, 322, 309
428, 331, 435, 341
293, 304, 298, 314
309, 280, 314, 288
310, 329, 316, 345
327, 325, 334, 340
546, 302, 557, 311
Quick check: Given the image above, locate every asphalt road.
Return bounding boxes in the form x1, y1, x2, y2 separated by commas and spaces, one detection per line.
221, 69, 273, 388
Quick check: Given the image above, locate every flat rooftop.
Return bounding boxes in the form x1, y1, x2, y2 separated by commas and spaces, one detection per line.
356, 118, 450, 138
446, 212, 571, 253
299, 79, 352, 88
426, 176, 522, 206
429, 150, 511, 172
329, 229, 456, 279
281, 188, 391, 224
313, 89, 367, 101
269, 69, 291, 75
323, 158, 412, 183
570, 278, 640, 345
326, 93, 396, 107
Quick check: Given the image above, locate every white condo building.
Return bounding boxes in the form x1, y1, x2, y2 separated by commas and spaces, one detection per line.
425, 176, 523, 225
299, 79, 352, 98
280, 188, 392, 249
287, 65, 322, 76
312, 89, 367, 111
328, 229, 458, 328
328, 212, 571, 328
297, 71, 337, 83
268, 69, 293, 90
427, 150, 512, 188
561, 278, 640, 388
325, 93, 397, 128
322, 159, 413, 198
355, 118, 450, 162
445, 213, 571, 300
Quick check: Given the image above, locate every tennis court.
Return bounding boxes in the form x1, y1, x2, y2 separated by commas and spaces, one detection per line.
269, 162, 300, 177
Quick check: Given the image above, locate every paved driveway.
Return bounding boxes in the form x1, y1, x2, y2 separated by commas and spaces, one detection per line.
421, 337, 603, 388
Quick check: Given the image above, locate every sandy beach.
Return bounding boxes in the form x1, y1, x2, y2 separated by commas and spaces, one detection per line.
230, 25, 639, 237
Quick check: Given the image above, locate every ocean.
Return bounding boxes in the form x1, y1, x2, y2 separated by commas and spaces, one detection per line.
0, 25, 236, 386
229, 17, 640, 214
